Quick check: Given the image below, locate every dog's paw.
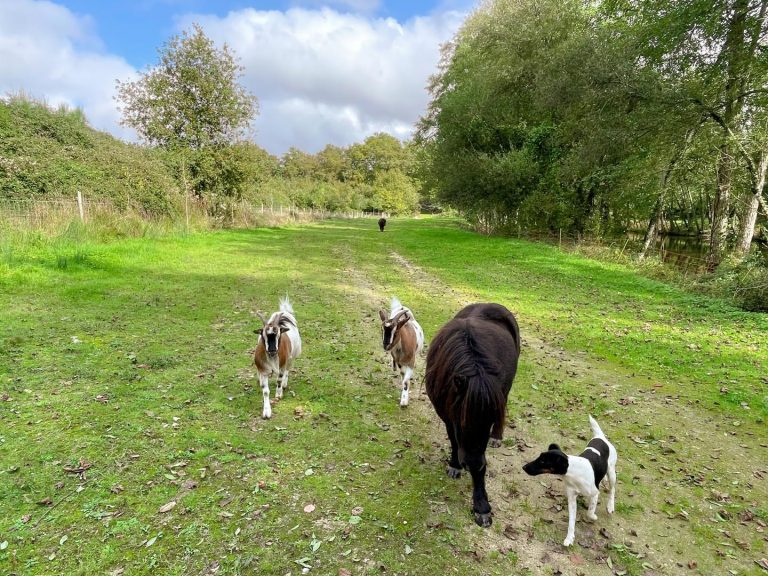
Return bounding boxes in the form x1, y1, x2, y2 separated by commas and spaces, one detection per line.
488, 438, 502, 448
446, 466, 461, 479
563, 535, 574, 547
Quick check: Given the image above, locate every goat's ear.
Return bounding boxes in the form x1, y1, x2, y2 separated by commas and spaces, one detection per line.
379, 309, 387, 322
280, 326, 289, 334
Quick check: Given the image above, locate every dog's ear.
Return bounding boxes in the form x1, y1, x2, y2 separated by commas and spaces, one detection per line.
548, 443, 561, 452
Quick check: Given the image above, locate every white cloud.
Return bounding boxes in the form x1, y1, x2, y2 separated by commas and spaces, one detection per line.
0, 1, 466, 155
0, 0, 138, 139
178, 7, 466, 153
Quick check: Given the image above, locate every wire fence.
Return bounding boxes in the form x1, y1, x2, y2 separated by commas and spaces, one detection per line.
0, 194, 387, 233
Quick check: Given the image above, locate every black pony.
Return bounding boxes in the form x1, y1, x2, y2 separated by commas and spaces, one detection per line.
378, 217, 387, 232
425, 303, 520, 527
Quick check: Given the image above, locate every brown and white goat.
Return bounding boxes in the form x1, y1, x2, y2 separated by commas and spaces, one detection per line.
379, 297, 424, 407
253, 296, 302, 419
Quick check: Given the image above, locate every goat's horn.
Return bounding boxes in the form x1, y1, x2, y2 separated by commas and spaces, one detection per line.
256, 311, 267, 324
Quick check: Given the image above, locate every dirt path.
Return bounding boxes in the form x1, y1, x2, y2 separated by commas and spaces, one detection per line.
334, 245, 767, 576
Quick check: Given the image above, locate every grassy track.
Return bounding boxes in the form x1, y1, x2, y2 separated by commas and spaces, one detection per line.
0, 218, 766, 575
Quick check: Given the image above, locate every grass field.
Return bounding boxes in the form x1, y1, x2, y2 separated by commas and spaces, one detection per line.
1, 217, 766, 575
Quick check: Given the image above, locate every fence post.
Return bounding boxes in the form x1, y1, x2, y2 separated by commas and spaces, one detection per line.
185, 193, 190, 233
77, 190, 85, 223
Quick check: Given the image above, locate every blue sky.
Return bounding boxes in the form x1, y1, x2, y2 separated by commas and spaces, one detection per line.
0, 1, 473, 153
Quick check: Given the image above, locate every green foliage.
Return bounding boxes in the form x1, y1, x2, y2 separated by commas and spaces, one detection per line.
418, 0, 768, 268
697, 250, 768, 311
115, 23, 257, 150
0, 95, 177, 213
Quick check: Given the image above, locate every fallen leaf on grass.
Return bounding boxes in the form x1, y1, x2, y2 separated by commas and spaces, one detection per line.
59, 535, 68, 545
351, 506, 363, 516
110, 484, 124, 494
339, 570, 351, 576
0, 541, 8, 550
755, 558, 768, 571
145, 536, 157, 547
63, 459, 92, 476
182, 479, 198, 490
21, 515, 31, 524
348, 515, 361, 525
37, 497, 53, 506
303, 504, 316, 513
688, 560, 697, 569
158, 501, 177, 514
405, 544, 413, 555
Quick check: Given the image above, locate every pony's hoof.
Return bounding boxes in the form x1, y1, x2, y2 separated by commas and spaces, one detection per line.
474, 512, 492, 528
446, 466, 461, 479
489, 438, 502, 448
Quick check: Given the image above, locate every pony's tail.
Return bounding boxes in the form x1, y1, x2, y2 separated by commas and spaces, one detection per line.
461, 370, 507, 433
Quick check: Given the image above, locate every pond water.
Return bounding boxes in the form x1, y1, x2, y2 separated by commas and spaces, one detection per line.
624, 232, 766, 271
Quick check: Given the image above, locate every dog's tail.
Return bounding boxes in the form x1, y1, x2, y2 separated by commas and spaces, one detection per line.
589, 415, 607, 439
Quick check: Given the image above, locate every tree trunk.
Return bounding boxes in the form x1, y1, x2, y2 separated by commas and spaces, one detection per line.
708, 142, 734, 268
735, 151, 768, 256
640, 128, 698, 260
706, 0, 749, 269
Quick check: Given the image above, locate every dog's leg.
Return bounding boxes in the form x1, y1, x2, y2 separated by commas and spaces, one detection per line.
607, 464, 617, 514
586, 488, 599, 521
563, 489, 577, 546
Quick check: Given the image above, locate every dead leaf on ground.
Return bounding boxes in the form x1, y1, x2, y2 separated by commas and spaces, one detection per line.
37, 497, 53, 506
110, 484, 124, 494
304, 504, 316, 513
158, 501, 177, 514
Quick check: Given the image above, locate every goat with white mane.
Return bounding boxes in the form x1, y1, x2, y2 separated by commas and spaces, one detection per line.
253, 296, 302, 419
379, 297, 424, 407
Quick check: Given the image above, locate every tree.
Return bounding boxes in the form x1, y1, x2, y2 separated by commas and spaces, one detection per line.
116, 23, 257, 150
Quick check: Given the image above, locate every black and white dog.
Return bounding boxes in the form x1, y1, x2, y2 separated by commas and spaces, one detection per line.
522, 416, 617, 546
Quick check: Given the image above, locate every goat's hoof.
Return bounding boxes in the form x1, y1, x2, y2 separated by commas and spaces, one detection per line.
563, 537, 574, 547
446, 466, 461, 479
262, 409, 272, 419
587, 513, 598, 522
474, 512, 492, 528
488, 438, 502, 448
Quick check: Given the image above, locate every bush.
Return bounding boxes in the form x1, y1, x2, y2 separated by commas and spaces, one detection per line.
697, 251, 768, 312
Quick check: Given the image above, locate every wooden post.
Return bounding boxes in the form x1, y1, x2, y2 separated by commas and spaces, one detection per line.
77, 191, 85, 223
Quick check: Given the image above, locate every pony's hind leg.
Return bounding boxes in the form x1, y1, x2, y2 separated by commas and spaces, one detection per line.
488, 422, 503, 448
445, 423, 461, 478
466, 451, 492, 527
